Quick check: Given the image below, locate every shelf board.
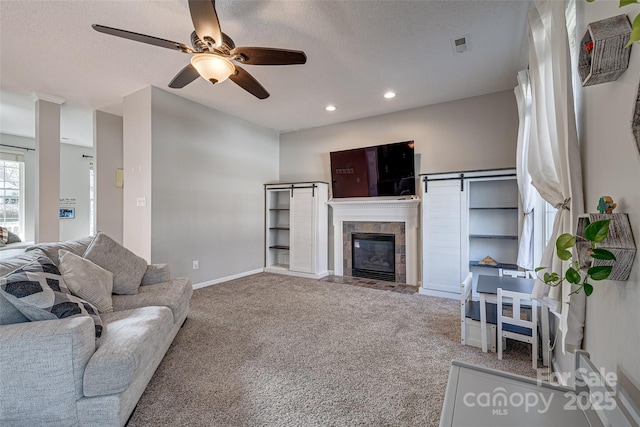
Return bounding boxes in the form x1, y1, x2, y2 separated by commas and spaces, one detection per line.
265, 263, 290, 270
469, 207, 518, 210
469, 234, 518, 240
269, 227, 290, 231
269, 245, 290, 250
269, 208, 290, 211
469, 261, 519, 270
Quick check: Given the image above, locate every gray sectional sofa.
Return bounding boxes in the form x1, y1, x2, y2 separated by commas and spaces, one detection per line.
0, 233, 193, 426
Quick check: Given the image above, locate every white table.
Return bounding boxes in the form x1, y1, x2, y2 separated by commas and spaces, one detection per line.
439, 350, 628, 426
476, 274, 549, 366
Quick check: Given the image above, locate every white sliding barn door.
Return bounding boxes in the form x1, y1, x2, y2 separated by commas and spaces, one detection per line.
289, 187, 316, 273
422, 179, 467, 295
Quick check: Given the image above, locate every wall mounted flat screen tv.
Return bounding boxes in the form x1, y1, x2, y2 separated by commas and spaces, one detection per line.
330, 141, 415, 198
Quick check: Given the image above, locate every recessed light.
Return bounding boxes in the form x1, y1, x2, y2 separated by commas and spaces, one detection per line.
325, 105, 337, 112
384, 91, 396, 99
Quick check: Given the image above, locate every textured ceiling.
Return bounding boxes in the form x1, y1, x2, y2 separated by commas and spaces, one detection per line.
0, 0, 532, 139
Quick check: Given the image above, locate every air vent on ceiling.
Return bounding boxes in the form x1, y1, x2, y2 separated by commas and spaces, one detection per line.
451, 35, 471, 54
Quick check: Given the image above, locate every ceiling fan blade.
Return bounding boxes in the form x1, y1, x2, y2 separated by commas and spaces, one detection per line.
229, 66, 269, 99
188, 0, 223, 48
168, 64, 201, 89
230, 47, 307, 65
92, 24, 192, 53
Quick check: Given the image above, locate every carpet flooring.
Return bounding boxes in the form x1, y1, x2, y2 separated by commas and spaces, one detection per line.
127, 273, 538, 426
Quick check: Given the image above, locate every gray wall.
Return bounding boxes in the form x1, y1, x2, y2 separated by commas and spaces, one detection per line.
279, 90, 519, 271
123, 87, 153, 261
149, 87, 279, 282
577, 1, 640, 389
95, 111, 123, 244
279, 90, 519, 185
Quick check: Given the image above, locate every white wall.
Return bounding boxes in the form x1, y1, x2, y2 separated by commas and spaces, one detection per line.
94, 111, 123, 244
59, 143, 93, 240
279, 90, 519, 185
577, 1, 640, 388
148, 87, 279, 282
0, 133, 92, 242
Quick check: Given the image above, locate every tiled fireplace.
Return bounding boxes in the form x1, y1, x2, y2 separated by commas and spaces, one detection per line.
344, 222, 405, 283
328, 198, 420, 285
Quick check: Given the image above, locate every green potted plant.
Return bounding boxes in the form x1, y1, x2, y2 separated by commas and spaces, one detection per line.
535, 219, 616, 296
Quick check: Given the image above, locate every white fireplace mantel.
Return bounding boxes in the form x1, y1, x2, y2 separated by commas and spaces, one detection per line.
328, 197, 420, 285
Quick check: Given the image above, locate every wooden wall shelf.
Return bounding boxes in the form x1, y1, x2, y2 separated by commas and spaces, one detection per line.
579, 14, 632, 87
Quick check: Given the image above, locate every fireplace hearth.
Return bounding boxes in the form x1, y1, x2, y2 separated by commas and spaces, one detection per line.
352, 233, 395, 282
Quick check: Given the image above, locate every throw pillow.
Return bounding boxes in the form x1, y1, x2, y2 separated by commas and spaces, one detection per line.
0, 256, 103, 338
6, 230, 21, 244
58, 249, 114, 313
83, 233, 147, 295
0, 227, 8, 244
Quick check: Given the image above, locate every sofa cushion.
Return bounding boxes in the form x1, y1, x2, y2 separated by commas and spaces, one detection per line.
83, 233, 147, 295
0, 249, 46, 325
26, 235, 94, 266
58, 249, 114, 313
0, 256, 103, 338
83, 306, 174, 397
111, 278, 192, 323
6, 230, 21, 244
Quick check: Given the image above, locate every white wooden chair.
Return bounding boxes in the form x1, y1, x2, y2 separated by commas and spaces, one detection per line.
498, 268, 526, 278
497, 288, 538, 369
461, 272, 496, 352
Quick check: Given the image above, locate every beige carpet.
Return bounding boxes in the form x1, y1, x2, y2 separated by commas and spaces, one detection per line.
127, 273, 538, 426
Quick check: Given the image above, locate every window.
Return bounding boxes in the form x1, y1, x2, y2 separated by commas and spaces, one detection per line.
544, 201, 557, 245
0, 154, 25, 239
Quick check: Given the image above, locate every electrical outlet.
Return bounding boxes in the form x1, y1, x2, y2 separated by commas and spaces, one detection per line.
192, 260, 199, 270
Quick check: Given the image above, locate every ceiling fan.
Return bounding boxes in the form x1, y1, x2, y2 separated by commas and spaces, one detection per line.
92, 0, 307, 99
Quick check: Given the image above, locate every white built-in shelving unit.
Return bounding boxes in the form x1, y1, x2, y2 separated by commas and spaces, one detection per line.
264, 182, 329, 279
420, 169, 519, 298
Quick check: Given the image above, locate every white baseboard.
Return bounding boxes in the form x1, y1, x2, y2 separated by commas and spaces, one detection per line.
418, 287, 459, 300
263, 266, 330, 279
192, 268, 264, 290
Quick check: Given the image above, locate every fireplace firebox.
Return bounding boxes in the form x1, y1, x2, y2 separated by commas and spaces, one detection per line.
351, 233, 395, 282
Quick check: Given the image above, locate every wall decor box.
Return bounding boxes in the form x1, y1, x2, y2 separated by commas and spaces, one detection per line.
576, 213, 636, 281
578, 14, 632, 87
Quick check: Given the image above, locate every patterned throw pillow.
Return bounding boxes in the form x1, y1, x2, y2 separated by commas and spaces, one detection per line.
0, 227, 8, 244
0, 256, 103, 338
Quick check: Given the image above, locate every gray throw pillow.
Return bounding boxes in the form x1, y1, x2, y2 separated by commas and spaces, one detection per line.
0, 256, 103, 338
58, 249, 114, 313
6, 231, 21, 244
83, 233, 147, 295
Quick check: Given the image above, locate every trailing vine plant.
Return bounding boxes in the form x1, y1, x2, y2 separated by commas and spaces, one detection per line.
535, 219, 616, 296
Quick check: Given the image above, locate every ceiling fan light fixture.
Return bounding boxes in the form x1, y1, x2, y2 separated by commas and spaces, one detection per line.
190, 54, 235, 83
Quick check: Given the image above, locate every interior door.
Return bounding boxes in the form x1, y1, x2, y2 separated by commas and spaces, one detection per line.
289, 186, 316, 273
422, 179, 467, 294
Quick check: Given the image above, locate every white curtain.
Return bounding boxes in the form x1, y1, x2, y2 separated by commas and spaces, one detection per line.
514, 70, 535, 271
527, 0, 585, 352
